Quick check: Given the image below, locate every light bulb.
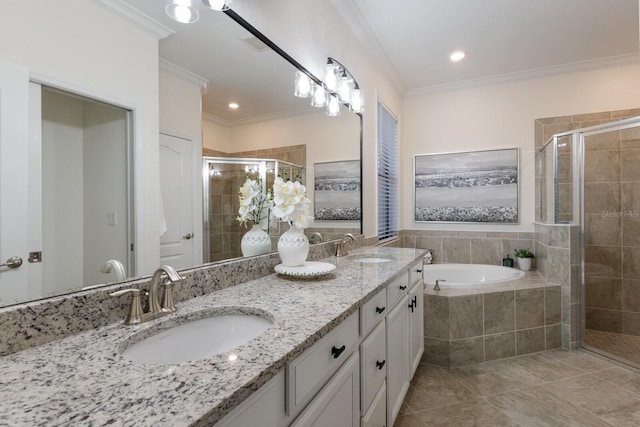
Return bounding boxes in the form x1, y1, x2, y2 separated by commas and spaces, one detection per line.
201, 0, 232, 11
337, 75, 353, 103
166, 0, 199, 23
349, 89, 364, 113
294, 71, 312, 98
326, 96, 341, 117
322, 64, 340, 92
311, 83, 328, 108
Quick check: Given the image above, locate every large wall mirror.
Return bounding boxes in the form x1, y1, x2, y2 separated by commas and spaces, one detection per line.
0, 2, 362, 308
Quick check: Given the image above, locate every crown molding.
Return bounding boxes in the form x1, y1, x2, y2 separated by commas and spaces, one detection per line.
406, 53, 640, 97
203, 107, 321, 128
87, 0, 174, 39
159, 59, 209, 92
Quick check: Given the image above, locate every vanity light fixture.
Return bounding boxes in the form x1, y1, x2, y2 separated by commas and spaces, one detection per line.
450, 50, 466, 62
201, 0, 232, 11
306, 57, 364, 116
165, 0, 200, 23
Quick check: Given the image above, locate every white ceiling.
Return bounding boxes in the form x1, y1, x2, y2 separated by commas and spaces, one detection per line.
121, 0, 640, 122
346, 0, 640, 92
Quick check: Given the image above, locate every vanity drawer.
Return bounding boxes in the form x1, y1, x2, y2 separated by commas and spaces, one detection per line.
387, 271, 409, 308
360, 287, 387, 336
287, 310, 359, 417
360, 321, 386, 414
408, 260, 423, 287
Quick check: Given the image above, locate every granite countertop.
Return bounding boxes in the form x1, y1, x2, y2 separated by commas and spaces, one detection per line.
1, 247, 425, 427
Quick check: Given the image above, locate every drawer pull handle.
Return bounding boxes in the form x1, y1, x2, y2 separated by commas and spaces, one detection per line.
331, 345, 346, 359
376, 360, 386, 370
399, 285, 407, 291
375, 306, 386, 314
416, 269, 423, 273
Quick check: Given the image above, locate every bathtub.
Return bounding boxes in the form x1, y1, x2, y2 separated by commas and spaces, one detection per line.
422, 263, 524, 287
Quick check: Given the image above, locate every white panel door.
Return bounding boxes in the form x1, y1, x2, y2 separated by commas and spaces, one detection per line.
159, 132, 194, 269
0, 60, 32, 304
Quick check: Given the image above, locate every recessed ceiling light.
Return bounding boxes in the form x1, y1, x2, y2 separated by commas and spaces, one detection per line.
450, 51, 466, 62
228, 102, 239, 109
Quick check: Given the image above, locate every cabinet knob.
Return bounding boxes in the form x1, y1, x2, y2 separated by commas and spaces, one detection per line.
375, 306, 386, 314
376, 360, 386, 370
331, 345, 346, 359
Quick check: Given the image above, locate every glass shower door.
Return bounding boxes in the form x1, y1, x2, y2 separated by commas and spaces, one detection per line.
582, 121, 640, 366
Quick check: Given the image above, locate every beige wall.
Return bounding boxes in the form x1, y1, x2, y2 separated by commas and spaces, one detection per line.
403, 62, 640, 233
0, 0, 161, 275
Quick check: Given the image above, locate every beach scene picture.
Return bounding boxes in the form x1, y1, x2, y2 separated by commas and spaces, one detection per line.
314, 160, 361, 221
414, 148, 518, 223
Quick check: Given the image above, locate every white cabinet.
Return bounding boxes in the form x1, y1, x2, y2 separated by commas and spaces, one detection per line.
360, 321, 386, 413
287, 310, 359, 419
386, 294, 410, 427
291, 352, 360, 427
361, 382, 386, 427
215, 371, 288, 427
408, 279, 424, 377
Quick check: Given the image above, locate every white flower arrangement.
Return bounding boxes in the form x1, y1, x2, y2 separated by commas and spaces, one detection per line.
237, 177, 272, 229
271, 177, 313, 228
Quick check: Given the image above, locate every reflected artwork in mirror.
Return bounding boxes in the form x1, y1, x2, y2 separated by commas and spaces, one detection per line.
0, 2, 362, 308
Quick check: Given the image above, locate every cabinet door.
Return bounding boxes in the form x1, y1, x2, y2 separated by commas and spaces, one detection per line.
361, 321, 386, 414
291, 352, 360, 427
386, 295, 409, 427
361, 382, 386, 427
215, 371, 288, 427
408, 280, 424, 378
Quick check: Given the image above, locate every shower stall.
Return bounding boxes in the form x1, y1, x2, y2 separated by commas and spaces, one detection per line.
202, 156, 304, 263
538, 115, 640, 366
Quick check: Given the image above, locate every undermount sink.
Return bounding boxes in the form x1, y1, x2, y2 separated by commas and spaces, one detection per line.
122, 311, 273, 365
351, 256, 393, 263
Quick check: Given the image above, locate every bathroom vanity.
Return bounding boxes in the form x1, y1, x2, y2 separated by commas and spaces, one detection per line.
0, 247, 426, 426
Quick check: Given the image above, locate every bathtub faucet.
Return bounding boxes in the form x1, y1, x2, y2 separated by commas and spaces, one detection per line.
424, 249, 435, 264
434, 279, 445, 291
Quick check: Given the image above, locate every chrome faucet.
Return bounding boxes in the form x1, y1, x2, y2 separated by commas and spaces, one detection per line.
434, 279, 445, 291
336, 233, 355, 257
424, 249, 435, 264
309, 232, 324, 244
110, 265, 184, 325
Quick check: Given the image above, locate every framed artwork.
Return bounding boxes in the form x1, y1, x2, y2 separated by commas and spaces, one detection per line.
314, 160, 361, 221
414, 148, 518, 223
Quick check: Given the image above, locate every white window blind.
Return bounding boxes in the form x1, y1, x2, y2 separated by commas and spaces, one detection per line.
377, 102, 398, 242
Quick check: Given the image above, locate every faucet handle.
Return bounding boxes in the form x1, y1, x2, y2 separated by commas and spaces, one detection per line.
160, 280, 176, 313
110, 288, 144, 325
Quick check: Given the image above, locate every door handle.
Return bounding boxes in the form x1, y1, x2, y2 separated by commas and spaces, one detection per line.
0, 256, 23, 269
182, 233, 194, 240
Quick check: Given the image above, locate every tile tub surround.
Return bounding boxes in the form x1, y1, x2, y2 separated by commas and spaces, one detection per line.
0, 246, 426, 426
0, 234, 364, 356
393, 229, 536, 267
423, 271, 562, 367
535, 222, 580, 350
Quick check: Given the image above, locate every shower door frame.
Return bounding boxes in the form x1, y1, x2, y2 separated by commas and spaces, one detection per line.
577, 117, 640, 367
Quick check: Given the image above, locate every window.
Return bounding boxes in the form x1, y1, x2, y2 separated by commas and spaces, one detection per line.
377, 102, 398, 241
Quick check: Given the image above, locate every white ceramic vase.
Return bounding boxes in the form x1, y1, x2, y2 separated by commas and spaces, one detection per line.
517, 257, 532, 271
240, 224, 272, 257
277, 224, 309, 267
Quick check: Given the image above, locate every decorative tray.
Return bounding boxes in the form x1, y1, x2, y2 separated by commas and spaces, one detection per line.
274, 261, 336, 278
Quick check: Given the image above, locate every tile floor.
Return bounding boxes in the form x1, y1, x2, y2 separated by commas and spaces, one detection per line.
585, 329, 640, 366
396, 349, 640, 426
